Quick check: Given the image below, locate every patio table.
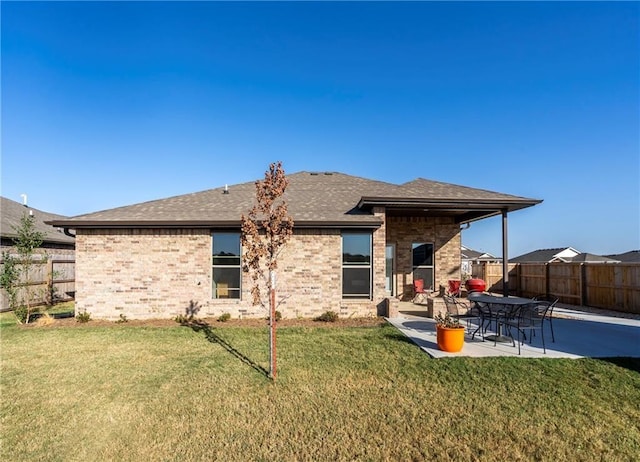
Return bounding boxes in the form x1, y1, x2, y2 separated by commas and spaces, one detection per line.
467, 293, 535, 342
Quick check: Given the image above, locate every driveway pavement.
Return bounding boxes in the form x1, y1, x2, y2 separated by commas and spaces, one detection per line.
387, 306, 640, 359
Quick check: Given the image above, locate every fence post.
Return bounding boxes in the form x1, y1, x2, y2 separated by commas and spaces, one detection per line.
46, 258, 54, 305
545, 263, 550, 297
580, 263, 587, 307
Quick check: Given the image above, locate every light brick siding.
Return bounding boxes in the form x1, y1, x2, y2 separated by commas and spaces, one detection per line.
76, 229, 212, 320
386, 216, 461, 300
75, 212, 461, 319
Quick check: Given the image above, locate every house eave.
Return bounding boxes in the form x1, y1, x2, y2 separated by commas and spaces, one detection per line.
46, 219, 383, 230
358, 197, 542, 224
358, 196, 541, 210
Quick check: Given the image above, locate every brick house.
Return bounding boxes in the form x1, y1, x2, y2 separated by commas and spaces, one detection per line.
48, 172, 540, 320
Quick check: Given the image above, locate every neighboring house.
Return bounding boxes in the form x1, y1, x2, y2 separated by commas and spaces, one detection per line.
48, 171, 541, 320
510, 247, 620, 263
510, 247, 581, 263
605, 250, 640, 263
1, 196, 75, 256
460, 245, 501, 278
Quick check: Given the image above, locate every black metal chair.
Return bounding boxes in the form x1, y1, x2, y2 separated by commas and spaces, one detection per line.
443, 295, 483, 338
532, 294, 559, 342
502, 301, 553, 354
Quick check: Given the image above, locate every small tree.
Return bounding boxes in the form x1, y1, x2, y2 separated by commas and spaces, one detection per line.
241, 162, 294, 380
0, 252, 20, 314
0, 213, 46, 323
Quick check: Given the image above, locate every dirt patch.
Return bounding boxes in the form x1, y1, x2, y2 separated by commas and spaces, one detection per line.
22, 315, 388, 329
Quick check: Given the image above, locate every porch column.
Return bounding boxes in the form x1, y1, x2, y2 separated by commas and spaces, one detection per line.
501, 209, 509, 297
372, 207, 387, 304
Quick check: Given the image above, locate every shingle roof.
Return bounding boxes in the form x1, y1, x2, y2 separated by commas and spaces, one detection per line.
511, 247, 622, 263
48, 171, 541, 228
569, 253, 620, 263
462, 247, 484, 259
510, 248, 570, 263
605, 251, 640, 263
1, 197, 75, 246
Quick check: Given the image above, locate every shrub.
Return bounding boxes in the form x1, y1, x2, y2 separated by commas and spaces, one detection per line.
267, 311, 283, 322
174, 314, 189, 324
218, 313, 231, 322
434, 312, 462, 328
14, 306, 28, 324
76, 311, 91, 323
315, 311, 339, 322
115, 313, 128, 323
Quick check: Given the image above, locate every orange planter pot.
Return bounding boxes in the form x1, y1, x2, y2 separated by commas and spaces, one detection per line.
436, 325, 465, 352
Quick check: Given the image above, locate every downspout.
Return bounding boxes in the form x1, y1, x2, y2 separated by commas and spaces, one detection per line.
501, 209, 509, 297
64, 228, 76, 238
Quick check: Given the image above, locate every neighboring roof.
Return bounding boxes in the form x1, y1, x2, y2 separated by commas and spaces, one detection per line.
48, 171, 542, 229
605, 251, 640, 263
510, 247, 577, 263
461, 245, 499, 261
461, 247, 484, 260
1, 197, 75, 246
511, 247, 621, 264
569, 253, 620, 263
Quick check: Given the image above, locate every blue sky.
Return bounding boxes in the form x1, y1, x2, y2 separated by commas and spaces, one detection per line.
2, 1, 638, 257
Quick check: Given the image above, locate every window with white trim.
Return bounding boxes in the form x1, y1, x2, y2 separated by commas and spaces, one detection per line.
212, 232, 241, 299
342, 233, 372, 298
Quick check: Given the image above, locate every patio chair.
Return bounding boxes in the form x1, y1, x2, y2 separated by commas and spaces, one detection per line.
532, 294, 559, 342
447, 279, 462, 298
501, 301, 553, 354
443, 295, 483, 338
471, 299, 495, 341
412, 279, 429, 304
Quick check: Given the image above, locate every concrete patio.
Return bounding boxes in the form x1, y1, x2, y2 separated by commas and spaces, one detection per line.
387, 301, 640, 358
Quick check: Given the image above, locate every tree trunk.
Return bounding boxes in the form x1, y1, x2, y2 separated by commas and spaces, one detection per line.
269, 271, 277, 380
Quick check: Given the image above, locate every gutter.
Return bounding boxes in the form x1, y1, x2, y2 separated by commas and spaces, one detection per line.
357, 197, 543, 212
46, 219, 384, 230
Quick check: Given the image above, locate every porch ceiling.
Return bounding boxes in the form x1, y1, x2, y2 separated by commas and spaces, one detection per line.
385, 207, 501, 223
366, 198, 541, 224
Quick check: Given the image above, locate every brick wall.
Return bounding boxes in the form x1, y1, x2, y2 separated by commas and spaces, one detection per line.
76, 229, 212, 320
386, 216, 461, 300
76, 227, 387, 320
75, 214, 461, 319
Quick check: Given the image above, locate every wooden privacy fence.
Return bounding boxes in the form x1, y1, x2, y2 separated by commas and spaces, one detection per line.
472, 262, 640, 314
0, 258, 75, 311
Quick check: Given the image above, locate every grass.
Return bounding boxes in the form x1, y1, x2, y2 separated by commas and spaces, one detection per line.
1, 311, 639, 461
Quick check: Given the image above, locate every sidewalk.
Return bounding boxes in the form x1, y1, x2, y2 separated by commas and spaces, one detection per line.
387, 306, 640, 359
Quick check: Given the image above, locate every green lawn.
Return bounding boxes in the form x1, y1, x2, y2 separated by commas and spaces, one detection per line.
1, 311, 639, 461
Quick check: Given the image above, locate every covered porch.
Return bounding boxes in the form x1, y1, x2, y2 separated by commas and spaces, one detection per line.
371, 188, 542, 306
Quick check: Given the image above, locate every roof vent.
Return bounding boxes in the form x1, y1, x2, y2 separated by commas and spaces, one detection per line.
20, 193, 27, 206
223, 184, 229, 194
310, 172, 319, 176
324, 172, 333, 175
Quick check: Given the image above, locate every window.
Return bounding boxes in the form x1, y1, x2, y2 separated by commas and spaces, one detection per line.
412, 242, 434, 291
342, 233, 372, 298
212, 232, 241, 299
